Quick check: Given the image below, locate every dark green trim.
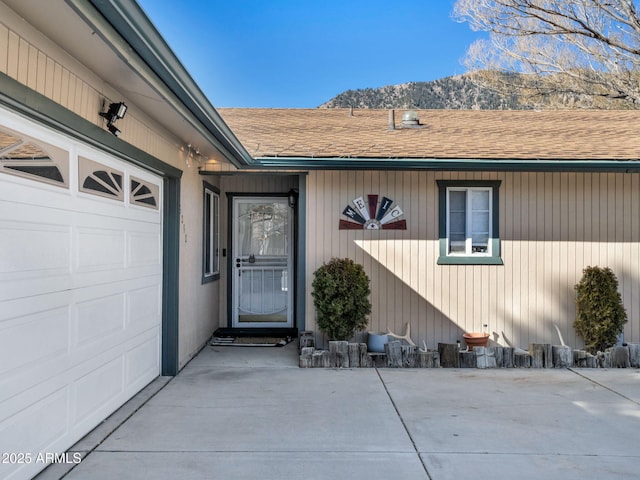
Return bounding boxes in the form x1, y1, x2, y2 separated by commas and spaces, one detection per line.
162, 177, 180, 375
296, 175, 306, 331
199, 170, 309, 177
202, 181, 221, 284
254, 156, 640, 172
72, 0, 254, 168
436, 180, 503, 266
437, 252, 504, 265
0, 72, 182, 179
225, 192, 234, 328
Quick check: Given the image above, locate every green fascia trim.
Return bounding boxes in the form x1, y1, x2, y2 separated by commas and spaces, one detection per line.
437, 180, 503, 266
0, 72, 182, 178
254, 157, 640, 172
199, 170, 309, 177
68, 0, 254, 168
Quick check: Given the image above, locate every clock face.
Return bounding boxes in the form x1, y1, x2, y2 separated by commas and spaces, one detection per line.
339, 194, 406, 230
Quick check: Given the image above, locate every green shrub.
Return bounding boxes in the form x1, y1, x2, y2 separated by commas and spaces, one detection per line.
312, 258, 371, 341
574, 266, 627, 354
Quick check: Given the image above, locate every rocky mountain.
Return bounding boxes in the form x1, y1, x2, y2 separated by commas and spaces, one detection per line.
320, 74, 521, 110
319, 72, 637, 110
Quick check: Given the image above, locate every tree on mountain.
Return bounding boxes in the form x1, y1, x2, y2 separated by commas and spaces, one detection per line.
453, 0, 640, 108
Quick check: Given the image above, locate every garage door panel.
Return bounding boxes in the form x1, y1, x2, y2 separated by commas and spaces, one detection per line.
125, 333, 160, 392
0, 175, 71, 209
76, 227, 126, 273
74, 292, 125, 346
0, 305, 68, 378
1, 323, 159, 419
127, 283, 160, 327
0, 218, 71, 279
72, 357, 124, 426
71, 278, 160, 352
0, 387, 68, 459
128, 230, 161, 267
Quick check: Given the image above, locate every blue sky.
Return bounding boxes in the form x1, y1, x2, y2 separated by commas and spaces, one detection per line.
137, 0, 483, 108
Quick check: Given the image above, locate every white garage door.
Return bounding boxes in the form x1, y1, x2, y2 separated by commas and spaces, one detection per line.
0, 110, 163, 480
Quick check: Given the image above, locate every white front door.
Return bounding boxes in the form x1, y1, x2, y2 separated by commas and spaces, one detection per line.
232, 197, 293, 328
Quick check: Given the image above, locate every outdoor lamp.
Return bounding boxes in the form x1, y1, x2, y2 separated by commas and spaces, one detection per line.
99, 101, 127, 136
107, 123, 121, 137
288, 188, 298, 207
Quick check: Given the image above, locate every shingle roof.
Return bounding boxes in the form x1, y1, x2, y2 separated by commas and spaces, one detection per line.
218, 108, 640, 161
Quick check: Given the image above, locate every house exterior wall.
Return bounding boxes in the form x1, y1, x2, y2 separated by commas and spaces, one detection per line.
0, 3, 227, 368
306, 170, 640, 350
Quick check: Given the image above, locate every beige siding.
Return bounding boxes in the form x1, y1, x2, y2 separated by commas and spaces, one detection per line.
0, 12, 187, 168
306, 171, 640, 350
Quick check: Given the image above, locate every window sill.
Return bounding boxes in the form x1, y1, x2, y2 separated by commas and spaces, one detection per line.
202, 273, 220, 284
437, 256, 503, 265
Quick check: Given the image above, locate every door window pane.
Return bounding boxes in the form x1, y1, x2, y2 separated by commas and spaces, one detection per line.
237, 202, 289, 257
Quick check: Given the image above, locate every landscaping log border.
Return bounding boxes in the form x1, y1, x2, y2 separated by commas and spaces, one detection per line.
299, 340, 640, 369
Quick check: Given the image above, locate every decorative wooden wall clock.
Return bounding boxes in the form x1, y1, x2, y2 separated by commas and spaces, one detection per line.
339, 195, 407, 230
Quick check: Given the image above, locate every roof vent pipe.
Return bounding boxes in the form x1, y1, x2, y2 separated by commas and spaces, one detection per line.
388, 109, 395, 130
402, 110, 420, 126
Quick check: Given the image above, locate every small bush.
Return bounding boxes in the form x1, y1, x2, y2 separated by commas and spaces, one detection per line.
574, 266, 627, 354
312, 258, 371, 341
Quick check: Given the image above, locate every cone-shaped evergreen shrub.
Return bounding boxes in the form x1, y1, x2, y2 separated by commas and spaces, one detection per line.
312, 258, 371, 341
574, 266, 627, 354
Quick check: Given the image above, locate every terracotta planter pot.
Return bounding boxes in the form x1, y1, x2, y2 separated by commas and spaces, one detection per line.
463, 332, 489, 351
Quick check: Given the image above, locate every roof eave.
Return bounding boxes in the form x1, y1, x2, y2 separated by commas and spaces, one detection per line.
72, 0, 256, 167
252, 156, 640, 172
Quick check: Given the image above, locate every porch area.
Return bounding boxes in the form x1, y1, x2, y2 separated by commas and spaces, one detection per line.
36, 342, 640, 480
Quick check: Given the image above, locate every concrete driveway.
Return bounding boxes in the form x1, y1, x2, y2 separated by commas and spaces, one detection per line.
37, 343, 640, 480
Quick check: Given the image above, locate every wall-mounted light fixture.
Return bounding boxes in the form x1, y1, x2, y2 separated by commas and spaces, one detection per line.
288, 188, 298, 208
99, 101, 127, 137
185, 143, 206, 168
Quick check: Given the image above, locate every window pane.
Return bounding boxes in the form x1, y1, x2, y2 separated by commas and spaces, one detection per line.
471, 195, 489, 253
450, 236, 466, 252
471, 234, 489, 252
449, 191, 466, 253
450, 190, 466, 211
212, 194, 219, 274
471, 190, 489, 210
471, 212, 489, 233
203, 186, 220, 280
204, 192, 212, 274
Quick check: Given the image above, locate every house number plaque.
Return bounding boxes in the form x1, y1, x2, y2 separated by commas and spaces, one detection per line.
339, 195, 406, 230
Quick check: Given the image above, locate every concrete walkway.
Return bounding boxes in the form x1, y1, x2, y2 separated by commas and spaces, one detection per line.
37, 343, 640, 480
